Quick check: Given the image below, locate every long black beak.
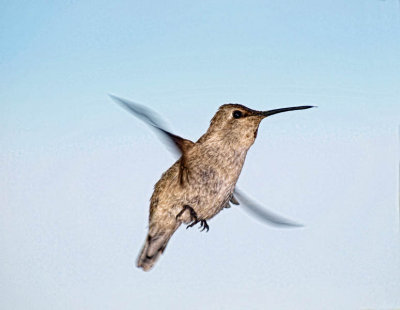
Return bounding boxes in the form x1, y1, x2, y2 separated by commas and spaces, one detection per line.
261, 105, 314, 117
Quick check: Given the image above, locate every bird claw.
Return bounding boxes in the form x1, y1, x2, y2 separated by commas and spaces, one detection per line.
199, 220, 209, 232
186, 219, 209, 232
176, 205, 209, 232
186, 220, 199, 229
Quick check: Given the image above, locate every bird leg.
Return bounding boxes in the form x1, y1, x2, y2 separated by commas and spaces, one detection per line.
176, 205, 209, 232
176, 205, 198, 223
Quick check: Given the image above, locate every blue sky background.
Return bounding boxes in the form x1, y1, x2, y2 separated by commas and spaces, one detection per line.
1, 1, 399, 309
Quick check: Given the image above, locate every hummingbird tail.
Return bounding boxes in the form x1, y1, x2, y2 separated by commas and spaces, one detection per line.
136, 231, 172, 271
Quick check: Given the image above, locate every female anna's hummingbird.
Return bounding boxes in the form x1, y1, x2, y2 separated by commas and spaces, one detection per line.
111, 95, 313, 271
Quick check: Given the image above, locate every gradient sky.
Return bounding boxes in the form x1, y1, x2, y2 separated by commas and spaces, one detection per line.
1, 1, 400, 309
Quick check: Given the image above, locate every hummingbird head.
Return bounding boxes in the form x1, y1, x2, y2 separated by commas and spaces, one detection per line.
205, 104, 314, 149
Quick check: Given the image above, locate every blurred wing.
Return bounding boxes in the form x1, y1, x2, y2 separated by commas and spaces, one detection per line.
234, 188, 304, 228
110, 94, 194, 185
110, 94, 194, 156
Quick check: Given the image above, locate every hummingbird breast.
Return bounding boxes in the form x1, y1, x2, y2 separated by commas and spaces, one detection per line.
183, 142, 248, 220
149, 140, 249, 225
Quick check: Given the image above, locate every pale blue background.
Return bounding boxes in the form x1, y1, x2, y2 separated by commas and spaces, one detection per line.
1, 1, 399, 309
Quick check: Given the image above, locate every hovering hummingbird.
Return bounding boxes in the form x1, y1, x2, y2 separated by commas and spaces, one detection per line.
110, 95, 314, 271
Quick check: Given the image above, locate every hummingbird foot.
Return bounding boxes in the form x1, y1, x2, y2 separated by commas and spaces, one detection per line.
176, 205, 198, 223
186, 219, 209, 232
176, 205, 209, 232
199, 220, 209, 232
186, 220, 199, 229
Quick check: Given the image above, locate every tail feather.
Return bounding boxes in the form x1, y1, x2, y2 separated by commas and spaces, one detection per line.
136, 232, 172, 271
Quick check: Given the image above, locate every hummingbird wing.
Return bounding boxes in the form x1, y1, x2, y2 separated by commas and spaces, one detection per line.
234, 188, 303, 228
110, 95, 194, 154
110, 95, 194, 185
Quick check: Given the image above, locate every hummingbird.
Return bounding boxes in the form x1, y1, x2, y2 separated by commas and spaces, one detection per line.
110, 95, 314, 271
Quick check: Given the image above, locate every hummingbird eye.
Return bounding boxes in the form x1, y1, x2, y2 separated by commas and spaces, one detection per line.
233, 110, 243, 119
